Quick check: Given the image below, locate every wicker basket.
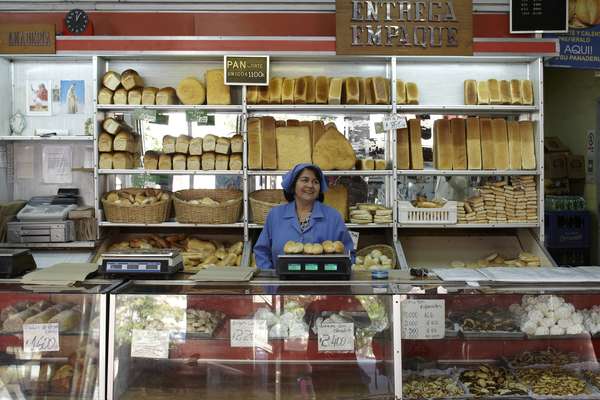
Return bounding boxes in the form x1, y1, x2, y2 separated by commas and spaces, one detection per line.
174, 189, 242, 224
102, 188, 171, 224
249, 189, 286, 224
357, 244, 397, 267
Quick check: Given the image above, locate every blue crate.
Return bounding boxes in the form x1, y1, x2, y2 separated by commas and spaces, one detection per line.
548, 247, 591, 267
545, 210, 591, 249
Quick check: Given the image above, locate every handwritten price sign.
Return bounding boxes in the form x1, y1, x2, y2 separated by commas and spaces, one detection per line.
318, 323, 354, 352
131, 329, 169, 359
23, 323, 59, 352
401, 299, 445, 339
230, 319, 268, 347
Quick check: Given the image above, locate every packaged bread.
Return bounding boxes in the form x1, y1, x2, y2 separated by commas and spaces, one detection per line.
282, 78, 295, 104
375, 159, 387, 170
230, 134, 243, 153
521, 79, 534, 105
159, 154, 172, 170
176, 135, 191, 154
328, 78, 343, 105
112, 152, 133, 169
215, 154, 229, 170
466, 117, 482, 170
162, 135, 176, 154
408, 118, 424, 169
305, 76, 316, 103
396, 80, 406, 104
247, 86, 259, 104
215, 137, 231, 155
113, 88, 128, 105
344, 77, 360, 104
507, 121, 522, 170
312, 126, 356, 170
121, 69, 144, 90
434, 119, 452, 170
102, 71, 121, 91
324, 185, 349, 221
177, 77, 206, 105
356, 159, 375, 170
396, 127, 410, 169
142, 87, 158, 105
203, 134, 217, 152
143, 151, 160, 170
189, 137, 203, 156
49, 309, 81, 333
268, 77, 283, 104
294, 76, 308, 104
315, 76, 329, 104
491, 118, 509, 170
258, 86, 269, 104
156, 87, 178, 105
488, 79, 501, 104
365, 78, 375, 104
276, 126, 312, 170
113, 131, 136, 153
261, 117, 277, 170
247, 117, 262, 169
202, 152, 216, 170
173, 153, 187, 170
229, 153, 242, 170
479, 118, 495, 169
98, 87, 114, 104
206, 69, 231, 105
99, 153, 113, 169
464, 80, 477, 105
371, 77, 388, 105
510, 79, 521, 105
500, 80, 511, 104
477, 80, 490, 105
98, 132, 113, 153
406, 82, 419, 104
127, 88, 142, 105
451, 118, 467, 170
187, 155, 201, 170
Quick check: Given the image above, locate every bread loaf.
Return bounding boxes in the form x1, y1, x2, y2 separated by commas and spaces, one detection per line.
519, 121, 536, 169
268, 77, 283, 104
409, 119, 424, 169
103, 118, 128, 135
315, 76, 329, 104
247, 86, 259, 104
187, 155, 201, 170
261, 117, 278, 170
286, 119, 299, 127
156, 87, 177, 105
173, 153, 187, 170
48, 309, 81, 333
127, 88, 142, 105
189, 137, 203, 156
257, 86, 269, 104
479, 118, 495, 170
450, 118, 467, 170
491, 118, 509, 170
396, 127, 410, 169
312, 126, 356, 170
396, 80, 407, 104
215, 137, 231, 155
385, 78, 391, 103
102, 71, 121, 91
328, 78, 343, 105
365, 78, 375, 105
229, 153, 242, 170
113, 131, 136, 153
488, 79, 501, 105
344, 77, 360, 104
230, 134, 243, 153
477, 81, 490, 105
312, 120, 325, 150
113, 152, 133, 169
406, 82, 419, 105
144, 151, 160, 170
177, 77, 206, 105
203, 134, 217, 152
371, 77, 388, 105
162, 135, 176, 154
358, 78, 368, 104
507, 121, 522, 170
464, 80, 477, 105
324, 185, 349, 221
202, 152, 216, 170
176, 135, 190, 154
434, 119, 452, 170
305, 76, 316, 103
375, 159, 387, 170
276, 126, 312, 170
98, 88, 114, 105
99, 132, 113, 152
99, 153, 113, 169
356, 159, 375, 170
206, 69, 231, 105
282, 78, 295, 104
521, 79, 534, 105
247, 117, 262, 169
215, 154, 229, 170
142, 87, 158, 105
159, 154, 172, 170
510, 79, 521, 105
113, 88, 128, 105
466, 117, 482, 170
121, 69, 144, 90
500, 80, 511, 104
294, 76, 308, 104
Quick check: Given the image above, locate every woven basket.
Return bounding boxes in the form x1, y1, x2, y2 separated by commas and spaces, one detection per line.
357, 244, 397, 267
174, 189, 242, 224
102, 188, 171, 224
249, 189, 286, 224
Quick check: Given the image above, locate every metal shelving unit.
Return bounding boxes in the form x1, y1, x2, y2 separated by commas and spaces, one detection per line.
248, 170, 393, 177
96, 105, 243, 112
98, 169, 243, 176
0, 136, 94, 141
397, 168, 540, 176
0, 241, 98, 249
99, 221, 244, 228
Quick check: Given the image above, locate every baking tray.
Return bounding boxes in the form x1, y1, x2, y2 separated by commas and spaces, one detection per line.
458, 365, 529, 400
512, 366, 600, 400
403, 369, 472, 400
461, 330, 525, 340
526, 333, 591, 340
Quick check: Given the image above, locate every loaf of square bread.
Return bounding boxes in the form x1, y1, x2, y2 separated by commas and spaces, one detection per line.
507, 121, 522, 170
479, 118, 494, 170
466, 117, 482, 170
247, 117, 262, 169
344, 77, 360, 105
315, 76, 329, 104
187, 155, 201, 170
328, 78, 343, 105
464, 80, 477, 105
450, 118, 467, 170
477, 81, 490, 105
282, 78, 295, 104
206, 69, 231, 105
305, 76, 316, 103
261, 117, 277, 170
294, 76, 308, 104
491, 118, 509, 170
408, 119, 423, 169
434, 119, 452, 170
396, 127, 410, 169
268, 77, 283, 104
519, 121, 536, 169
276, 126, 312, 170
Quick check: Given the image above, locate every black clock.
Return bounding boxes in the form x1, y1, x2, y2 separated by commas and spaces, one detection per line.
65, 9, 89, 34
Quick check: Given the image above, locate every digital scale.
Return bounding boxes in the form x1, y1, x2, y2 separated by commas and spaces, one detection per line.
276, 254, 352, 280
98, 249, 183, 277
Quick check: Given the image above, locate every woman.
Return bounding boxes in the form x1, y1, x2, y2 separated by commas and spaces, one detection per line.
254, 163, 354, 270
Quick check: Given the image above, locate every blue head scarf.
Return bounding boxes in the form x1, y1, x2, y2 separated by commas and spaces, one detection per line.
281, 163, 328, 195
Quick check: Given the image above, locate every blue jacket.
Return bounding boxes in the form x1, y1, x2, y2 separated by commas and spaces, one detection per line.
254, 200, 355, 269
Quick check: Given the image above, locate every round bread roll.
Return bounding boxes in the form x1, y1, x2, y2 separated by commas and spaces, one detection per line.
304, 243, 315, 254
333, 241, 345, 253
311, 243, 324, 255
177, 77, 206, 105
293, 242, 304, 254
322, 240, 335, 254
284, 241, 296, 254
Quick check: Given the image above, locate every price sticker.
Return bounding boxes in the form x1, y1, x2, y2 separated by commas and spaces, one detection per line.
151, 113, 169, 125
230, 319, 268, 347
349, 231, 360, 251
383, 115, 407, 130
318, 322, 354, 352
23, 323, 59, 353
132, 108, 157, 122
131, 329, 169, 359
186, 109, 208, 123
401, 299, 445, 340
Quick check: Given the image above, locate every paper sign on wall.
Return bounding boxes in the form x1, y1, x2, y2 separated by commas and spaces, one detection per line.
230, 319, 268, 347
131, 329, 169, 359
349, 231, 359, 251
401, 299, 445, 339
383, 115, 407, 130
23, 323, 59, 352
318, 322, 354, 352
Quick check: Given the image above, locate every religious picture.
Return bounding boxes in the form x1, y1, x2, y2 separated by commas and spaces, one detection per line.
26, 80, 52, 115
60, 80, 85, 114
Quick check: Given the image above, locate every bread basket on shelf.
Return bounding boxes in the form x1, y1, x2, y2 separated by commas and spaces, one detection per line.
173, 189, 242, 224
101, 188, 171, 224
249, 189, 287, 224
357, 244, 397, 267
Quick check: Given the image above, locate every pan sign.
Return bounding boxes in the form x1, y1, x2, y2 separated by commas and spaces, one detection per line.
224, 56, 269, 86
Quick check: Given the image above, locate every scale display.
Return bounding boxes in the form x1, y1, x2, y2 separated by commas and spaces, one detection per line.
277, 254, 351, 280
106, 261, 162, 273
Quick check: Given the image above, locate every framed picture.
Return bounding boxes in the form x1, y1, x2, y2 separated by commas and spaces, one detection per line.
60, 80, 85, 114
26, 80, 52, 116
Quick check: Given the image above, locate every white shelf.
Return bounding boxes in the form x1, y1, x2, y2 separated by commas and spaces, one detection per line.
0, 241, 97, 249
247, 104, 392, 113
95, 105, 243, 112
397, 105, 538, 114
397, 168, 540, 176
0, 136, 93, 142
248, 170, 392, 177
99, 221, 244, 228
98, 169, 243, 176
248, 223, 393, 229
397, 223, 539, 229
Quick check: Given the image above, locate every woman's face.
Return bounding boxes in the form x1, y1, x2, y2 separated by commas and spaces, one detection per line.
294, 169, 320, 203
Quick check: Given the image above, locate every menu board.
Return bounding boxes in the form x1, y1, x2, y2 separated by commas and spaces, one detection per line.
510, 0, 568, 33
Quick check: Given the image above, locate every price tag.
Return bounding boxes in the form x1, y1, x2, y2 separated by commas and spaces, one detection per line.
383, 115, 407, 130
133, 108, 157, 122
401, 299, 445, 340
131, 329, 169, 359
318, 323, 354, 352
186, 109, 208, 123
23, 323, 59, 353
197, 115, 215, 126
150, 113, 169, 125
349, 231, 359, 251
230, 319, 268, 347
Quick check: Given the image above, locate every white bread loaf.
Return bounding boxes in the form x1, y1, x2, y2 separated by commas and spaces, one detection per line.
121, 69, 144, 90
507, 121, 522, 170
408, 118, 424, 169
229, 153, 242, 170
173, 153, 187, 170
299, 121, 313, 153
344, 77, 360, 105
177, 77, 205, 105
375, 159, 386, 170
491, 118, 509, 170
464, 80, 477, 105
202, 152, 216, 170
215, 154, 229, 170
261, 117, 277, 170
276, 126, 312, 170
281, 78, 295, 104
102, 71, 121, 91
127, 88, 142, 105
206, 69, 231, 105
215, 137, 231, 155
356, 159, 375, 170
176, 135, 191, 154
202, 134, 217, 152
143, 151, 160, 170
396, 80, 406, 105
247, 86, 259, 104
187, 155, 201, 170
323, 185, 348, 221
315, 76, 329, 104
477, 81, 490, 105
257, 86, 270, 104
113, 88, 128, 105
358, 78, 368, 104
521, 80, 534, 105
396, 127, 410, 169
159, 154, 172, 170
99, 153, 113, 169
451, 118, 467, 170
98, 88, 114, 105
230, 134, 243, 154
328, 78, 343, 105
156, 87, 177, 105
510, 79, 522, 105
294, 76, 308, 104
189, 137, 203, 156
247, 117, 262, 169
466, 117, 482, 170
312, 126, 356, 170
102, 118, 130, 135
365, 78, 375, 105
406, 82, 419, 104
113, 131, 136, 153
519, 121, 536, 169
305, 76, 316, 103
500, 80, 511, 104
479, 118, 495, 169
312, 120, 325, 150
488, 79, 501, 105
434, 119, 452, 170
268, 77, 283, 104
162, 135, 176, 154
142, 87, 158, 105
371, 77, 388, 105
112, 152, 133, 169
98, 133, 113, 153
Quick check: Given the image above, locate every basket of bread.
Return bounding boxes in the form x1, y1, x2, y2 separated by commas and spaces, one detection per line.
398, 197, 457, 225
354, 245, 396, 270
283, 240, 346, 255
102, 188, 171, 224
249, 190, 287, 224
173, 189, 242, 224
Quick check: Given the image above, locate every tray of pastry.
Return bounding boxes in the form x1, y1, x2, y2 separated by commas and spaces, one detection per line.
451, 307, 524, 339
459, 364, 529, 399
504, 348, 586, 369
184, 309, 226, 339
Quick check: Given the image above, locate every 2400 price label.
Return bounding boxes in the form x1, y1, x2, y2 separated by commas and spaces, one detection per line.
23, 323, 59, 352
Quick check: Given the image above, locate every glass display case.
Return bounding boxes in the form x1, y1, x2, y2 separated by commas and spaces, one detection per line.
0, 279, 120, 399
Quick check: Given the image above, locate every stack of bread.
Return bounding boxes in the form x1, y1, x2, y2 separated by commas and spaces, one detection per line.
448, 251, 541, 268
433, 117, 536, 171
247, 76, 391, 105
396, 118, 424, 170
283, 240, 345, 255
395, 80, 419, 104
464, 78, 534, 105
103, 188, 169, 206
143, 133, 243, 171
352, 248, 394, 270
98, 117, 141, 169
349, 204, 393, 224
98, 68, 231, 105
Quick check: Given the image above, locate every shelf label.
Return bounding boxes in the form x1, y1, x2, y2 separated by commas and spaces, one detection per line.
230, 319, 268, 347
383, 115, 407, 130
349, 231, 360, 250
224, 55, 269, 86
23, 323, 59, 353
133, 108, 157, 122
401, 299, 445, 340
318, 322, 354, 352
151, 113, 169, 125
197, 115, 215, 126
186, 109, 208, 123
131, 329, 169, 359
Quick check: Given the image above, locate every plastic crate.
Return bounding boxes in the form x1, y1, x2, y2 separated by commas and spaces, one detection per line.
398, 201, 457, 225
544, 210, 591, 248
548, 247, 591, 267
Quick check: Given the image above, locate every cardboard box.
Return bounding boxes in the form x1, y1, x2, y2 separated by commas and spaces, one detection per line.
544, 152, 568, 179
544, 136, 569, 153
567, 154, 585, 179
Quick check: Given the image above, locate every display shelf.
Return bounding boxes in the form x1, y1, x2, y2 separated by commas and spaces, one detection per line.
397, 104, 538, 114
249, 223, 394, 229
98, 169, 243, 176
397, 223, 539, 229
248, 170, 392, 177
397, 168, 540, 176
246, 104, 392, 113
0, 241, 97, 249
95, 104, 243, 112
99, 221, 244, 228
0, 136, 93, 142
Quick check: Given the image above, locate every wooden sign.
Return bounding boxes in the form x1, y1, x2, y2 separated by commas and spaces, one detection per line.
336, 0, 473, 56
0, 24, 55, 54
224, 55, 269, 86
